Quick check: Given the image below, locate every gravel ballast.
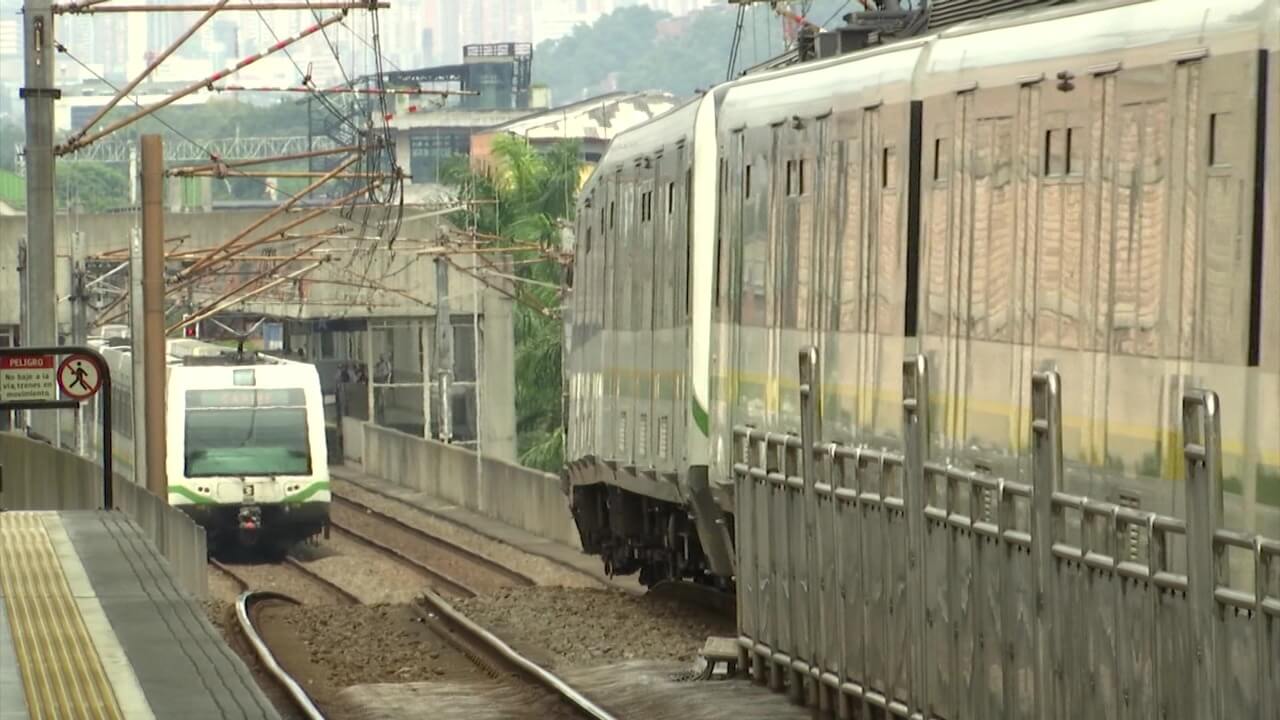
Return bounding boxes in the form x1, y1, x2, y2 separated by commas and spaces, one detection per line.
454, 587, 735, 668
272, 603, 493, 688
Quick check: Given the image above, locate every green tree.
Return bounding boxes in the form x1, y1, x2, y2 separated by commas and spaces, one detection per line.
0, 120, 21, 172
442, 135, 581, 471
56, 161, 129, 212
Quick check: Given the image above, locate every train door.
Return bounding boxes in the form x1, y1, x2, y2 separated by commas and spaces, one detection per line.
600, 174, 616, 462
1034, 70, 1095, 485
637, 156, 659, 469
809, 113, 831, 377
718, 131, 746, 467
669, 143, 689, 470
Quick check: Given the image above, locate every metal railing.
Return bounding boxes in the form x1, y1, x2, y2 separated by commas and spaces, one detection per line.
732, 348, 1279, 719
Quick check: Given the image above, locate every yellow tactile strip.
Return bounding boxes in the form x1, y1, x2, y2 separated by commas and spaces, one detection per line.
0, 513, 125, 720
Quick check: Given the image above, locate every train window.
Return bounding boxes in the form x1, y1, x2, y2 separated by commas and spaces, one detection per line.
1066, 127, 1083, 175
785, 160, 794, 196
609, 201, 615, 228
1209, 112, 1231, 167
667, 182, 675, 214
798, 159, 807, 195
933, 138, 948, 180
1044, 128, 1069, 176
745, 164, 752, 198
882, 146, 897, 188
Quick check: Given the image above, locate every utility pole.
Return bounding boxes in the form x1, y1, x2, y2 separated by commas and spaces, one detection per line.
70, 229, 87, 455
129, 226, 147, 485
22, 0, 59, 441
141, 135, 168, 501
434, 257, 453, 443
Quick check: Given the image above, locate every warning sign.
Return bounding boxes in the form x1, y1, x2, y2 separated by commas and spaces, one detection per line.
57, 354, 102, 400
0, 355, 57, 403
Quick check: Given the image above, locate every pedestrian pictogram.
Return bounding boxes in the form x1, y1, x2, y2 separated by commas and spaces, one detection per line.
57, 354, 102, 400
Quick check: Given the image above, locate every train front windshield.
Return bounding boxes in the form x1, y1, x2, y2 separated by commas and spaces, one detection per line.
184, 388, 312, 477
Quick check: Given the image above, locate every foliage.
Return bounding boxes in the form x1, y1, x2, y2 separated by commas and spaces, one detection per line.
56, 161, 130, 212
441, 135, 581, 471
532, 1, 858, 102
94, 98, 311, 143
0, 121, 20, 172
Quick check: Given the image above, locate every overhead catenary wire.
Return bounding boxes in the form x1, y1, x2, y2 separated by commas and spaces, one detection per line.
54, 2, 408, 320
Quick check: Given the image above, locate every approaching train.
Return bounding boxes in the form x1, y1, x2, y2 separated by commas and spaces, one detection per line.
84, 326, 331, 553
563, 0, 1280, 586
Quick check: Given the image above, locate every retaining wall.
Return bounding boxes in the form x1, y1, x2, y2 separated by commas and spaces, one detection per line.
0, 432, 208, 598
342, 416, 364, 464
360, 422, 581, 549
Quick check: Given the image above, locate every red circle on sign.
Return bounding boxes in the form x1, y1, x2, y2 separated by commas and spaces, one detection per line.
57, 354, 102, 400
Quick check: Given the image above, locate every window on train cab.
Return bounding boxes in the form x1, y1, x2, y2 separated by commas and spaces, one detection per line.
609, 201, 615, 228
184, 389, 311, 477
798, 159, 807, 195
1209, 112, 1231, 167
786, 159, 796, 196
668, 182, 675, 214
933, 137, 949, 181
745, 164, 752, 198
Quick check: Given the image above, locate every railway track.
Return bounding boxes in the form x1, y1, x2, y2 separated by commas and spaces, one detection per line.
210, 557, 359, 605
329, 493, 536, 597
235, 591, 328, 720
329, 471, 605, 582
416, 588, 618, 720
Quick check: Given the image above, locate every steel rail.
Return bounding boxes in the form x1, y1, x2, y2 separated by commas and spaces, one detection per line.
208, 559, 250, 593
329, 471, 611, 589
235, 592, 327, 720
332, 494, 536, 588
418, 588, 619, 720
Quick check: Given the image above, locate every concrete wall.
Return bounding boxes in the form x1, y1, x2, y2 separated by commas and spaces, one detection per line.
342, 416, 364, 464
360, 422, 581, 549
0, 432, 208, 598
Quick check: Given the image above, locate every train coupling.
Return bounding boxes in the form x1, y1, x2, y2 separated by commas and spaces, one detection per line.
237, 506, 263, 545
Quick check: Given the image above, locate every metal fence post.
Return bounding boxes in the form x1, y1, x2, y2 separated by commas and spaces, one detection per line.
902, 354, 929, 716
1031, 371, 1062, 720
798, 346, 822, 705
1182, 389, 1223, 720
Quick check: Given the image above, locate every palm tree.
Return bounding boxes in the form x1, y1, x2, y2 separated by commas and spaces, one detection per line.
442, 135, 582, 471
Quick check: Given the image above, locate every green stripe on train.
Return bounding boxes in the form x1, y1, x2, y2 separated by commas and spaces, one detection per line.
691, 396, 710, 436
169, 486, 216, 505
168, 481, 331, 505
283, 481, 330, 504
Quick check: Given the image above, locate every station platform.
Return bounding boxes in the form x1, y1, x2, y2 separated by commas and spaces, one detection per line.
0, 511, 279, 720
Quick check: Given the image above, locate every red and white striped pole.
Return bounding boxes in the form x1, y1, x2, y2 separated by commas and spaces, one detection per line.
60, 11, 349, 155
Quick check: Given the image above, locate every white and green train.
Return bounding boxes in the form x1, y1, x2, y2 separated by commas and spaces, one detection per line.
84, 326, 330, 553
563, 0, 1280, 587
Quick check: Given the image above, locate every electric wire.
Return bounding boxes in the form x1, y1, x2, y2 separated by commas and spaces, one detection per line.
54, 42, 395, 318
